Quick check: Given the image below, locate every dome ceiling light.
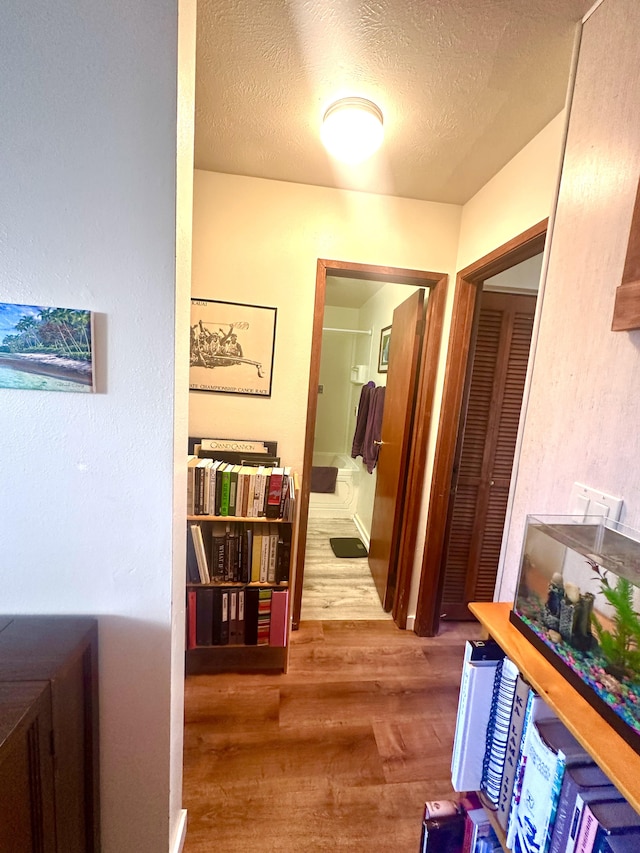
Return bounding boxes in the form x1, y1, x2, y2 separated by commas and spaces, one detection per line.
321, 97, 384, 165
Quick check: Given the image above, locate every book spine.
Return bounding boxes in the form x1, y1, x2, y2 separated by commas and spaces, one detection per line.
257, 588, 272, 645
187, 589, 197, 649
219, 467, 231, 516
269, 588, 288, 647
265, 469, 283, 519
497, 676, 531, 830
238, 588, 245, 645
575, 805, 598, 853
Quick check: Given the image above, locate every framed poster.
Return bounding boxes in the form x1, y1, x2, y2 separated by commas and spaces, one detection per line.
189, 298, 277, 396
378, 324, 392, 373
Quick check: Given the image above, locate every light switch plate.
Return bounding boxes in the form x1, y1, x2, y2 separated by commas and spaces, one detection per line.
569, 482, 623, 521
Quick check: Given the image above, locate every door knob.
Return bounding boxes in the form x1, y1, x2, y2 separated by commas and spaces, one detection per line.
374, 440, 385, 446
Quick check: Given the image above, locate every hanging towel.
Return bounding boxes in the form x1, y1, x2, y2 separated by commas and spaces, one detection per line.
351, 381, 375, 459
363, 385, 386, 473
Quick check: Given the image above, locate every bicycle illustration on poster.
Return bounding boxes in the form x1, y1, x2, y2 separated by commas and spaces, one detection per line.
189, 298, 277, 396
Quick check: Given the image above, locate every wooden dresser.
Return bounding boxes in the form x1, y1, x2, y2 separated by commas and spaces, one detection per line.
0, 616, 100, 853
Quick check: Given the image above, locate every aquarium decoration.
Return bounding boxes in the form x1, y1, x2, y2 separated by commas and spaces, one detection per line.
510, 514, 640, 755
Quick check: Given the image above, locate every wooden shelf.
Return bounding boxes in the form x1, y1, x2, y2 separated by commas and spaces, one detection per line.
185, 644, 286, 675
469, 601, 640, 816
186, 581, 288, 588
187, 515, 289, 523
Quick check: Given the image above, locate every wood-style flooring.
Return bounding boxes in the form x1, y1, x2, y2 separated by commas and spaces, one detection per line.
183, 618, 482, 852
301, 517, 391, 621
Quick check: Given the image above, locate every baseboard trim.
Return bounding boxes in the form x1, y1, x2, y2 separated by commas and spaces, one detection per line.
171, 809, 188, 853
352, 514, 370, 550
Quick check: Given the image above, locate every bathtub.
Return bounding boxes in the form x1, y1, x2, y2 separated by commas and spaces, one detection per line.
309, 452, 360, 518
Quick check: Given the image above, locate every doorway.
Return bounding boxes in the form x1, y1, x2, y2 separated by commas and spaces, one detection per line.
439, 281, 538, 620
292, 259, 448, 630
414, 220, 548, 636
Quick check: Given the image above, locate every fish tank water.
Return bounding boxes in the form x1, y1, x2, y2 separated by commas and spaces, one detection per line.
510, 514, 640, 753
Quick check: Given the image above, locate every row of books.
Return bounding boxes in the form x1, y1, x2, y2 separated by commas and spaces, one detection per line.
186, 585, 288, 648
451, 640, 640, 853
420, 794, 501, 853
187, 456, 295, 520
187, 521, 291, 585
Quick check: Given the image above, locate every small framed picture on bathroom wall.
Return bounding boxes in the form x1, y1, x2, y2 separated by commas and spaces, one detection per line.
378, 325, 391, 373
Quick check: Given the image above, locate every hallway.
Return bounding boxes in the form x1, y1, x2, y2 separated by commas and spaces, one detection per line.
182, 618, 481, 852
301, 517, 392, 621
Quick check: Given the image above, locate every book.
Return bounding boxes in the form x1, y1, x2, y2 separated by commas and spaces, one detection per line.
211, 587, 227, 645
577, 800, 640, 853
506, 692, 557, 849
276, 524, 292, 583
266, 467, 284, 518
195, 458, 212, 514
512, 718, 590, 853
195, 586, 214, 646
227, 464, 241, 516
267, 523, 278, 583
481, 655, 520, 807
549, 763, 611, 853
257, 588, 272, 645
269, 588, 288, 647
600, 831, 640, 853
251, 527, 263, 583
463, 807, 500, 853
210, 521, 227, 582
496, 672, 531, 830
190, 523, 210, 583
259, 531, 270, 583
244, 587, 259, 645
186, 524, 201, 584
420, 811, 466, 853
229, 588, 239, 644
237, 588, 245, 645
566, 788, 624, 853
187, 588, 197, 649
451, 640, 505, 792
186, 456, 199, 515
219, 464, 232, 516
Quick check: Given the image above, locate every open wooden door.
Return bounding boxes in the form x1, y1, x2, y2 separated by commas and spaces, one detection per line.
368, 289, 425, 610
292, 260, 448, 630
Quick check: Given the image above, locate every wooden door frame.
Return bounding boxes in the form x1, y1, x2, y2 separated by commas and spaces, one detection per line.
292, 259, 448, 630
413, 219, 548, 637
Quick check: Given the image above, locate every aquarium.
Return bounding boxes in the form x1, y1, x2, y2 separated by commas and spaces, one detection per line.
510, 514, 640, 753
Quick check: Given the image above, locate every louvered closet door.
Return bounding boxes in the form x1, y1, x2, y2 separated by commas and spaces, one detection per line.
441, 291, 536, 619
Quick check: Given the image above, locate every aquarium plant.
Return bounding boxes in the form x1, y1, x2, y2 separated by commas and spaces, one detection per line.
588, 558, 640, 679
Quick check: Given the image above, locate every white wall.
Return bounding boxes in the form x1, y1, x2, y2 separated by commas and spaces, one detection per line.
315, 305, 359, 454
497, 0, 640, 603
190, 171, 462, 474
0, 2, 193, 851
456, 112, 567, 272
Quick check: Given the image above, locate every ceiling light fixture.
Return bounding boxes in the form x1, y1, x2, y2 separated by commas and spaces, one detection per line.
321, 97, 384, 165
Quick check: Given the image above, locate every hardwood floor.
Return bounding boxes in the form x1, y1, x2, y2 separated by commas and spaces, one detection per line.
301, 517, 392, 621
183, 618, 482, 852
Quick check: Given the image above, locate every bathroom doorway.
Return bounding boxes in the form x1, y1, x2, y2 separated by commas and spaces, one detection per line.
293, 259, 448, 629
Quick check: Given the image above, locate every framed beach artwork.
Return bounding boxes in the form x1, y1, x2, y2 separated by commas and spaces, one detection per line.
189, 298, 277, 396
0, 302, 95, 392
378, 324, 392, 373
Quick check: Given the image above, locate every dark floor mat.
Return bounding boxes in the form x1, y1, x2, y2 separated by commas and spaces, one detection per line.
329, 537, 368, 558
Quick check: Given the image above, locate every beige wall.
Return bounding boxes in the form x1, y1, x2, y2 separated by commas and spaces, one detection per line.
456, 112, 566, 272
497, 0, 640, 603
191, 105, 568, 625
190, 171, 462, 473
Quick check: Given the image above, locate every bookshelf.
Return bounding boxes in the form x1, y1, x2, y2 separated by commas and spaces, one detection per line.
185, 465, 299, 675
468, 601, 640, 851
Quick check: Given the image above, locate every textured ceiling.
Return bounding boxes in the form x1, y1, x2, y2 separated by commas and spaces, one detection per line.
195, 0, 592, 205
